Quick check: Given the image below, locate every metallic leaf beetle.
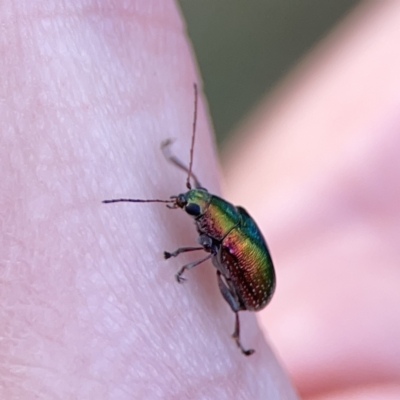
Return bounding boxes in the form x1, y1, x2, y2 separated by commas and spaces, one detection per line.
103, 84, 276, 356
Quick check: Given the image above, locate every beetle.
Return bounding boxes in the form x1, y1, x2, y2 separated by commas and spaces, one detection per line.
103, 84, 276, 355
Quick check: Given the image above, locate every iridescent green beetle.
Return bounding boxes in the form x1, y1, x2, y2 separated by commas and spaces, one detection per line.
103, 84, 276, 356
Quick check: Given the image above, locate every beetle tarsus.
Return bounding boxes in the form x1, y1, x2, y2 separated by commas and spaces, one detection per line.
164, 251, 172, 259
242, 347, 255, 356
175, 272, 186, 283
233, 333, 255, 356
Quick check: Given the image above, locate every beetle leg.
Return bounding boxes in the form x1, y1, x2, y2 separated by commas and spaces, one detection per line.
217, 271, 254, 356
161, 139, 203, 189
175, 253, 212, 283
216, 271, 241, 312
197, 234, 216, 253
233, 312, 254, 356
164, 246, 203, 259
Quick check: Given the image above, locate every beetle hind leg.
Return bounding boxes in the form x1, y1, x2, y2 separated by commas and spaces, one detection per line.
216, 271, 255, 356
233, 312, 254, 356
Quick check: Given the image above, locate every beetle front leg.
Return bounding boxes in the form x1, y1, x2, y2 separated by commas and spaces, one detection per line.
164, 246, 203, 259
217, 271, 254, 356
175, 253, 212, 283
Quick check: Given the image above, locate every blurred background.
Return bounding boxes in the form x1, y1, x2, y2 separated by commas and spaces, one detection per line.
178, 0, 360, 148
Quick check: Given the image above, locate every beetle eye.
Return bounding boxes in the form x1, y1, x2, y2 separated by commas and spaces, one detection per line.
185, 203, 201, 216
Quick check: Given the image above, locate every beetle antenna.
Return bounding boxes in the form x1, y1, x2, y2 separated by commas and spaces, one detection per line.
161, 84, 202, 189
187, 83, 198, 190
102, 198, 175, 204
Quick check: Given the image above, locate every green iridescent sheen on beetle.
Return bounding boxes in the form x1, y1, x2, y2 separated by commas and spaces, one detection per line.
103, 84, 276, 356
194, 191, 240, 240
221, 206, 275, 311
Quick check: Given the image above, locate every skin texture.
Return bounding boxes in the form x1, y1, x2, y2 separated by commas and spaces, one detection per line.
0, 1, 298, 399
224, 1, 400, 399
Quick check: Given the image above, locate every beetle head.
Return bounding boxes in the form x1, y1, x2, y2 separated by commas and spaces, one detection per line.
171, 188, 210, 217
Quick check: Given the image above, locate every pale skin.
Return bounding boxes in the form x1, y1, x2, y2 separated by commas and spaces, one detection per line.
1, 1, 400, 399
